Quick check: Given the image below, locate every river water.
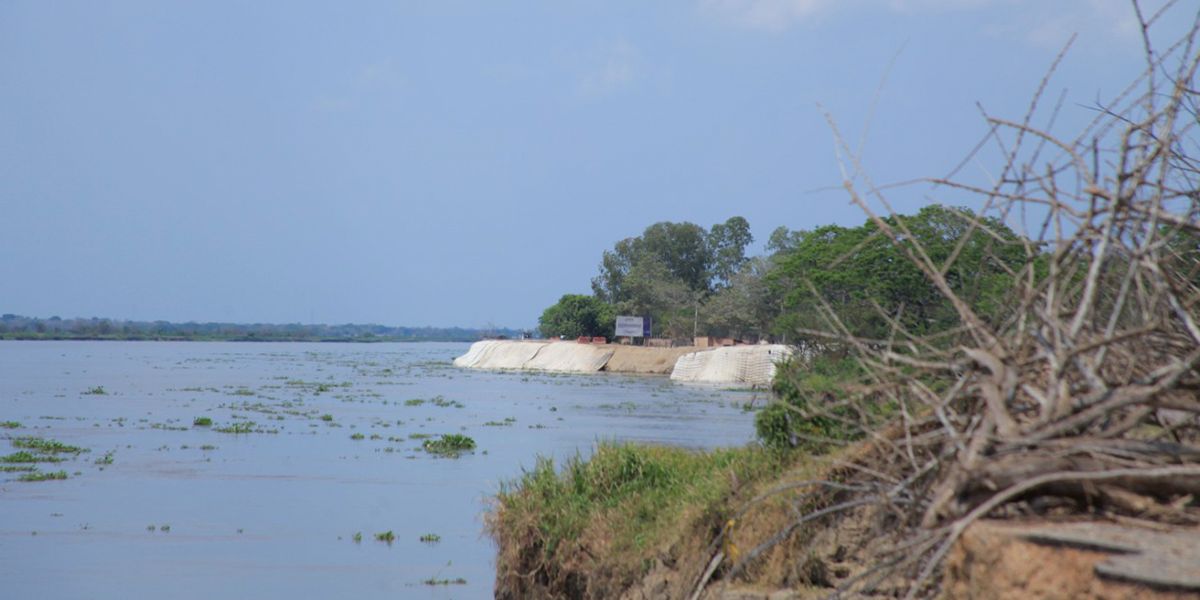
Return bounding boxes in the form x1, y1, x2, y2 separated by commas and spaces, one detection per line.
0, 341, 761, 599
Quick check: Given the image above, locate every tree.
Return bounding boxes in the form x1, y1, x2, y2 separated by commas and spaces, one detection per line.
769, 205, 1027, 346
590, 218, 754, 339
702, 256, 775, 340
708, 216, 754, 289
537, 295, 616, 339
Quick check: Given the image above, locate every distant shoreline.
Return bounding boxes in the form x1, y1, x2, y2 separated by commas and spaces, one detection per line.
0, 313, 524, 343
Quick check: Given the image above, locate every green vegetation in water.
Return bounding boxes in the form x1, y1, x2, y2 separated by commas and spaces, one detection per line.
352, 532, 363, 543
83, 386, 108, 395
430, 395, 464, 408
408, 433, 432, 440
0, 465, 37, 472
18, 470, 68, 482
1, 451, 64, 463
422, 434, 476, 458
94, 451, 115, 465
11, 437, 87, 454
192, 416, 213, 427
419, 533, 441, 543
212, 421, 276, 434
320, 414, 334, 422
350, 433, 365, 440
374, 530, 395, 543
403, 398, 425, 407
215, 422, 254, 434
0, 421, 22, 429
484, 417, 517, 427
422, 577, 467, 586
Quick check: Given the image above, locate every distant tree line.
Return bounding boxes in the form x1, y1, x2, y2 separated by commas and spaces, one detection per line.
0, 314, 521, 342
538, 206, 1030, 346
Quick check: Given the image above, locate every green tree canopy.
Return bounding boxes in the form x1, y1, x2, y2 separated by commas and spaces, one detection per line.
537, 294, 616, 339
770, 204, 1027, 346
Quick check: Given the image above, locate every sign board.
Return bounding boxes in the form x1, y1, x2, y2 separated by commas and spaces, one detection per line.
615, 316, 648, 338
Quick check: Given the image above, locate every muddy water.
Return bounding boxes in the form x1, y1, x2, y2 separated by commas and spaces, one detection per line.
0, 341, 761, 599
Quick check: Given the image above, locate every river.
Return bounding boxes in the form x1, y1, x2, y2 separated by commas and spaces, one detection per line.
0, 341, 760, 599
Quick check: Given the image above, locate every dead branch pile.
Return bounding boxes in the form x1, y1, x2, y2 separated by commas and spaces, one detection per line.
734, 4, 1200, 597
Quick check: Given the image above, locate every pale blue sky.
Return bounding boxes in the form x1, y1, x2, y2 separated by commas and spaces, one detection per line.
0, 1, 1185, 327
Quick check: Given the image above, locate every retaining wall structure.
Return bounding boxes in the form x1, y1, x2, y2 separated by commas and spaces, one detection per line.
668, 345, 791, 387
454, 340, 791, 385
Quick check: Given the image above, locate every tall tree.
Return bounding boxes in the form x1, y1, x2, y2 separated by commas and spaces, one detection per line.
708, 216, 754, 288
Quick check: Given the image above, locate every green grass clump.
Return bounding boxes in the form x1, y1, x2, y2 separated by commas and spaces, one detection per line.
1, 451, 63, 463
18, 470, 68, 482
83, 386, 107, 395
403, 398, 426, 407
491, 443, 787, 567
320, 414, 334, 422
193, 416, 213, 427
0, 465, 36, 472
350, 433, 365, 440
419, 533, 441, 543
11, 437, 87, 454
0, 421, 22, 429
374, 530, 395, 543
421, 434, 476, 458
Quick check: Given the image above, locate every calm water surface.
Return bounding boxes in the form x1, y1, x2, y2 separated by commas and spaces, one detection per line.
0, 341, 760, 599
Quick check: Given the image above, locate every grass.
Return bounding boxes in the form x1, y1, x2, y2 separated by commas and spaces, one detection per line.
193, 416, 213, 427
352, 532, 363, 543
18, 470, 68, 482
0, 465, 37, 472
350, 433, 365, 440
0, 421, 21, 429
11, 437, 87, 454
94, 451, 115, 465
422, 434, 476, 458
320, 414, 334, 422
490, 443, 790, 580
419, 533, 441, 543
404, 398, 425, 406
83, 386, 107, 395
374, 530, 395, 543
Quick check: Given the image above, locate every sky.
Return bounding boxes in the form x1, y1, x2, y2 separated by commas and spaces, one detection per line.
0, 1, 1191, 328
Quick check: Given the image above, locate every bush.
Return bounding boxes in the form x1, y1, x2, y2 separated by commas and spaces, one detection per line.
756, 356, 891, 451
